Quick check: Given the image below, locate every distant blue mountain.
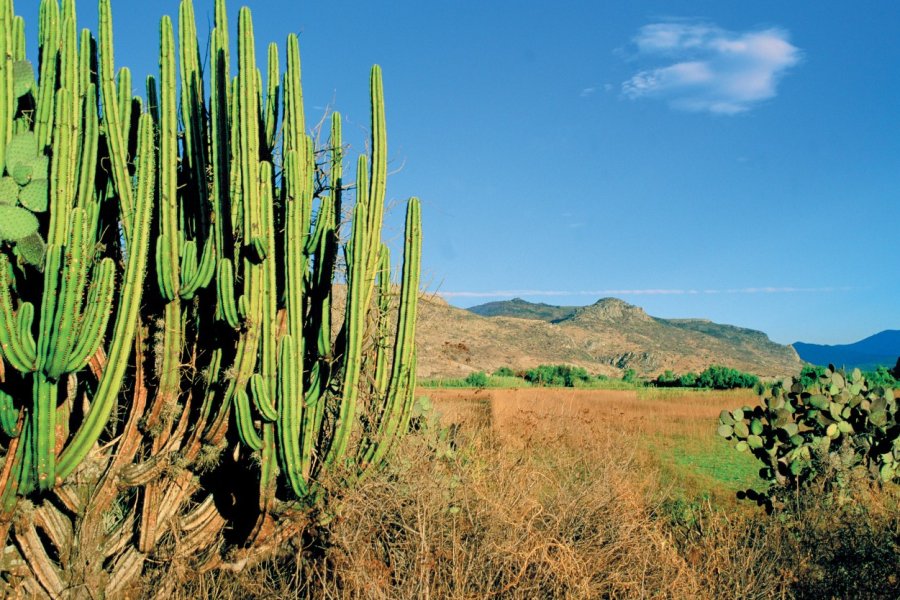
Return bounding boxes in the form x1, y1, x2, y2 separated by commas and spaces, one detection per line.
792, 330, 900, 370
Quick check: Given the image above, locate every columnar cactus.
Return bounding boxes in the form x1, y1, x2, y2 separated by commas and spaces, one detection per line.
0, 0, 422, 593
0, 0, 155, 505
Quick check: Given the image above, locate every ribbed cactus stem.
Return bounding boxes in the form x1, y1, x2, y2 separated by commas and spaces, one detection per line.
237, 7, 260, 247
34, 0, 58, 151
57, 111, 156, 480
97, 0, 133, 240
263, 43, 279, 155
359, 198, 421, 474
75, 84, 99, 210
365, 66, 387, 283
0, 0, 9, 169
157, 14, 179, 302
323, 201, 369, 469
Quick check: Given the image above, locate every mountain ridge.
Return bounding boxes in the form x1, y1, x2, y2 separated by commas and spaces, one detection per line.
414, 296, 803, 379
793, 330, 900, 370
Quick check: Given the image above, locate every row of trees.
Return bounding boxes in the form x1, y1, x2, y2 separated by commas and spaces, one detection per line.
654, 366, 760, 390
460, 364, 763, 390
464, 360, 900, 391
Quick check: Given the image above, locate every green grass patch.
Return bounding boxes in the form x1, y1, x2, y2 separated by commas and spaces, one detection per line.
669, 436, 760, 491
418, 375, 533, 389
641, 432, 761, 507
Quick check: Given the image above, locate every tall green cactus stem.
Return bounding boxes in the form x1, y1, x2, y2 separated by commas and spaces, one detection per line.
34, 0, 58, 152
0, 0, 11, 170
176, 0, 216, 296
320, 67, 390, 471
2, 3, 422, 589
97, 0, 133, 243
358, 199, 421, 475
56, 111, 155, 480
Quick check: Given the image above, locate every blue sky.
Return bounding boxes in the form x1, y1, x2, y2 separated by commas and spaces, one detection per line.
29, 1, 900, 345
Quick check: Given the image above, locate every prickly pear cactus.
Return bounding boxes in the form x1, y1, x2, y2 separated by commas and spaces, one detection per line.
719, 366, 899, 507
0, 122, 49, 264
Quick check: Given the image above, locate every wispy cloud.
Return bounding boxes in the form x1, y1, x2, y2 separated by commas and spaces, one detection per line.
622, 22, 801, 114
440, 287, 850, 299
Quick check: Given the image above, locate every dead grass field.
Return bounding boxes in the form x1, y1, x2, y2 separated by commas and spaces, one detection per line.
426, 387, 761, 505
172, 387, 899, 599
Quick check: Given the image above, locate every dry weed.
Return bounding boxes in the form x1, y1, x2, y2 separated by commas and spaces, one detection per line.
165, 388, 895, 599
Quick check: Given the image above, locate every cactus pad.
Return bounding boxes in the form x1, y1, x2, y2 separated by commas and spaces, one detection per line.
18, 179, 48, 212
0, 177, 18, 206
5, 132, 38, 180
12, 60, 35, 98
0, 205, 40, 241
14, 232, 47, 268
31, 156, 48, 181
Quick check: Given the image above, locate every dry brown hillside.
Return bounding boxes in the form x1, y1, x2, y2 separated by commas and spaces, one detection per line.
415, 295, 803, 379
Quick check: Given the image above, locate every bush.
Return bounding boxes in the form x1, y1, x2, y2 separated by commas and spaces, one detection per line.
651, 367, 758, 389
492, 366, 515, 378
655, 370, 678, 387
864, 365, 898, 389
524, 364, 591, 387
697, 365, 759, 390
678, 372, 698, 387
464, 371, 489, 388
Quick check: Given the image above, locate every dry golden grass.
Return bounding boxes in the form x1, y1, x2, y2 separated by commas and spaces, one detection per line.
168, 387, 898, 599
428, 387, 760, 503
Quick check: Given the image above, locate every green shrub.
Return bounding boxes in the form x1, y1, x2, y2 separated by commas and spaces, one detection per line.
524, 364, 591, 387
697, 365, 759, 390
655, 370, 677, 386
864, 365, 898, 389
677, 372, 698, 387
653, 367, 759, 389
465, 371, 489, 388
492, 366, 515, 377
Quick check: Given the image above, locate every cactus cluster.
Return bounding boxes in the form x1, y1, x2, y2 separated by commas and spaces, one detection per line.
0, 0, 422, 594
0, 65, 49, 266
718, 366, 899, 507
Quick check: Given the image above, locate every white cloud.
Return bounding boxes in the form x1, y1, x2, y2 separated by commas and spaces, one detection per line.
622, 22, 801, 114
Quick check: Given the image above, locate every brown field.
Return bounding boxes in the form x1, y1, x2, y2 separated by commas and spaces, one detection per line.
176, 387, 899, 599
426, 387, 761, 504
427, 386, 758, 439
